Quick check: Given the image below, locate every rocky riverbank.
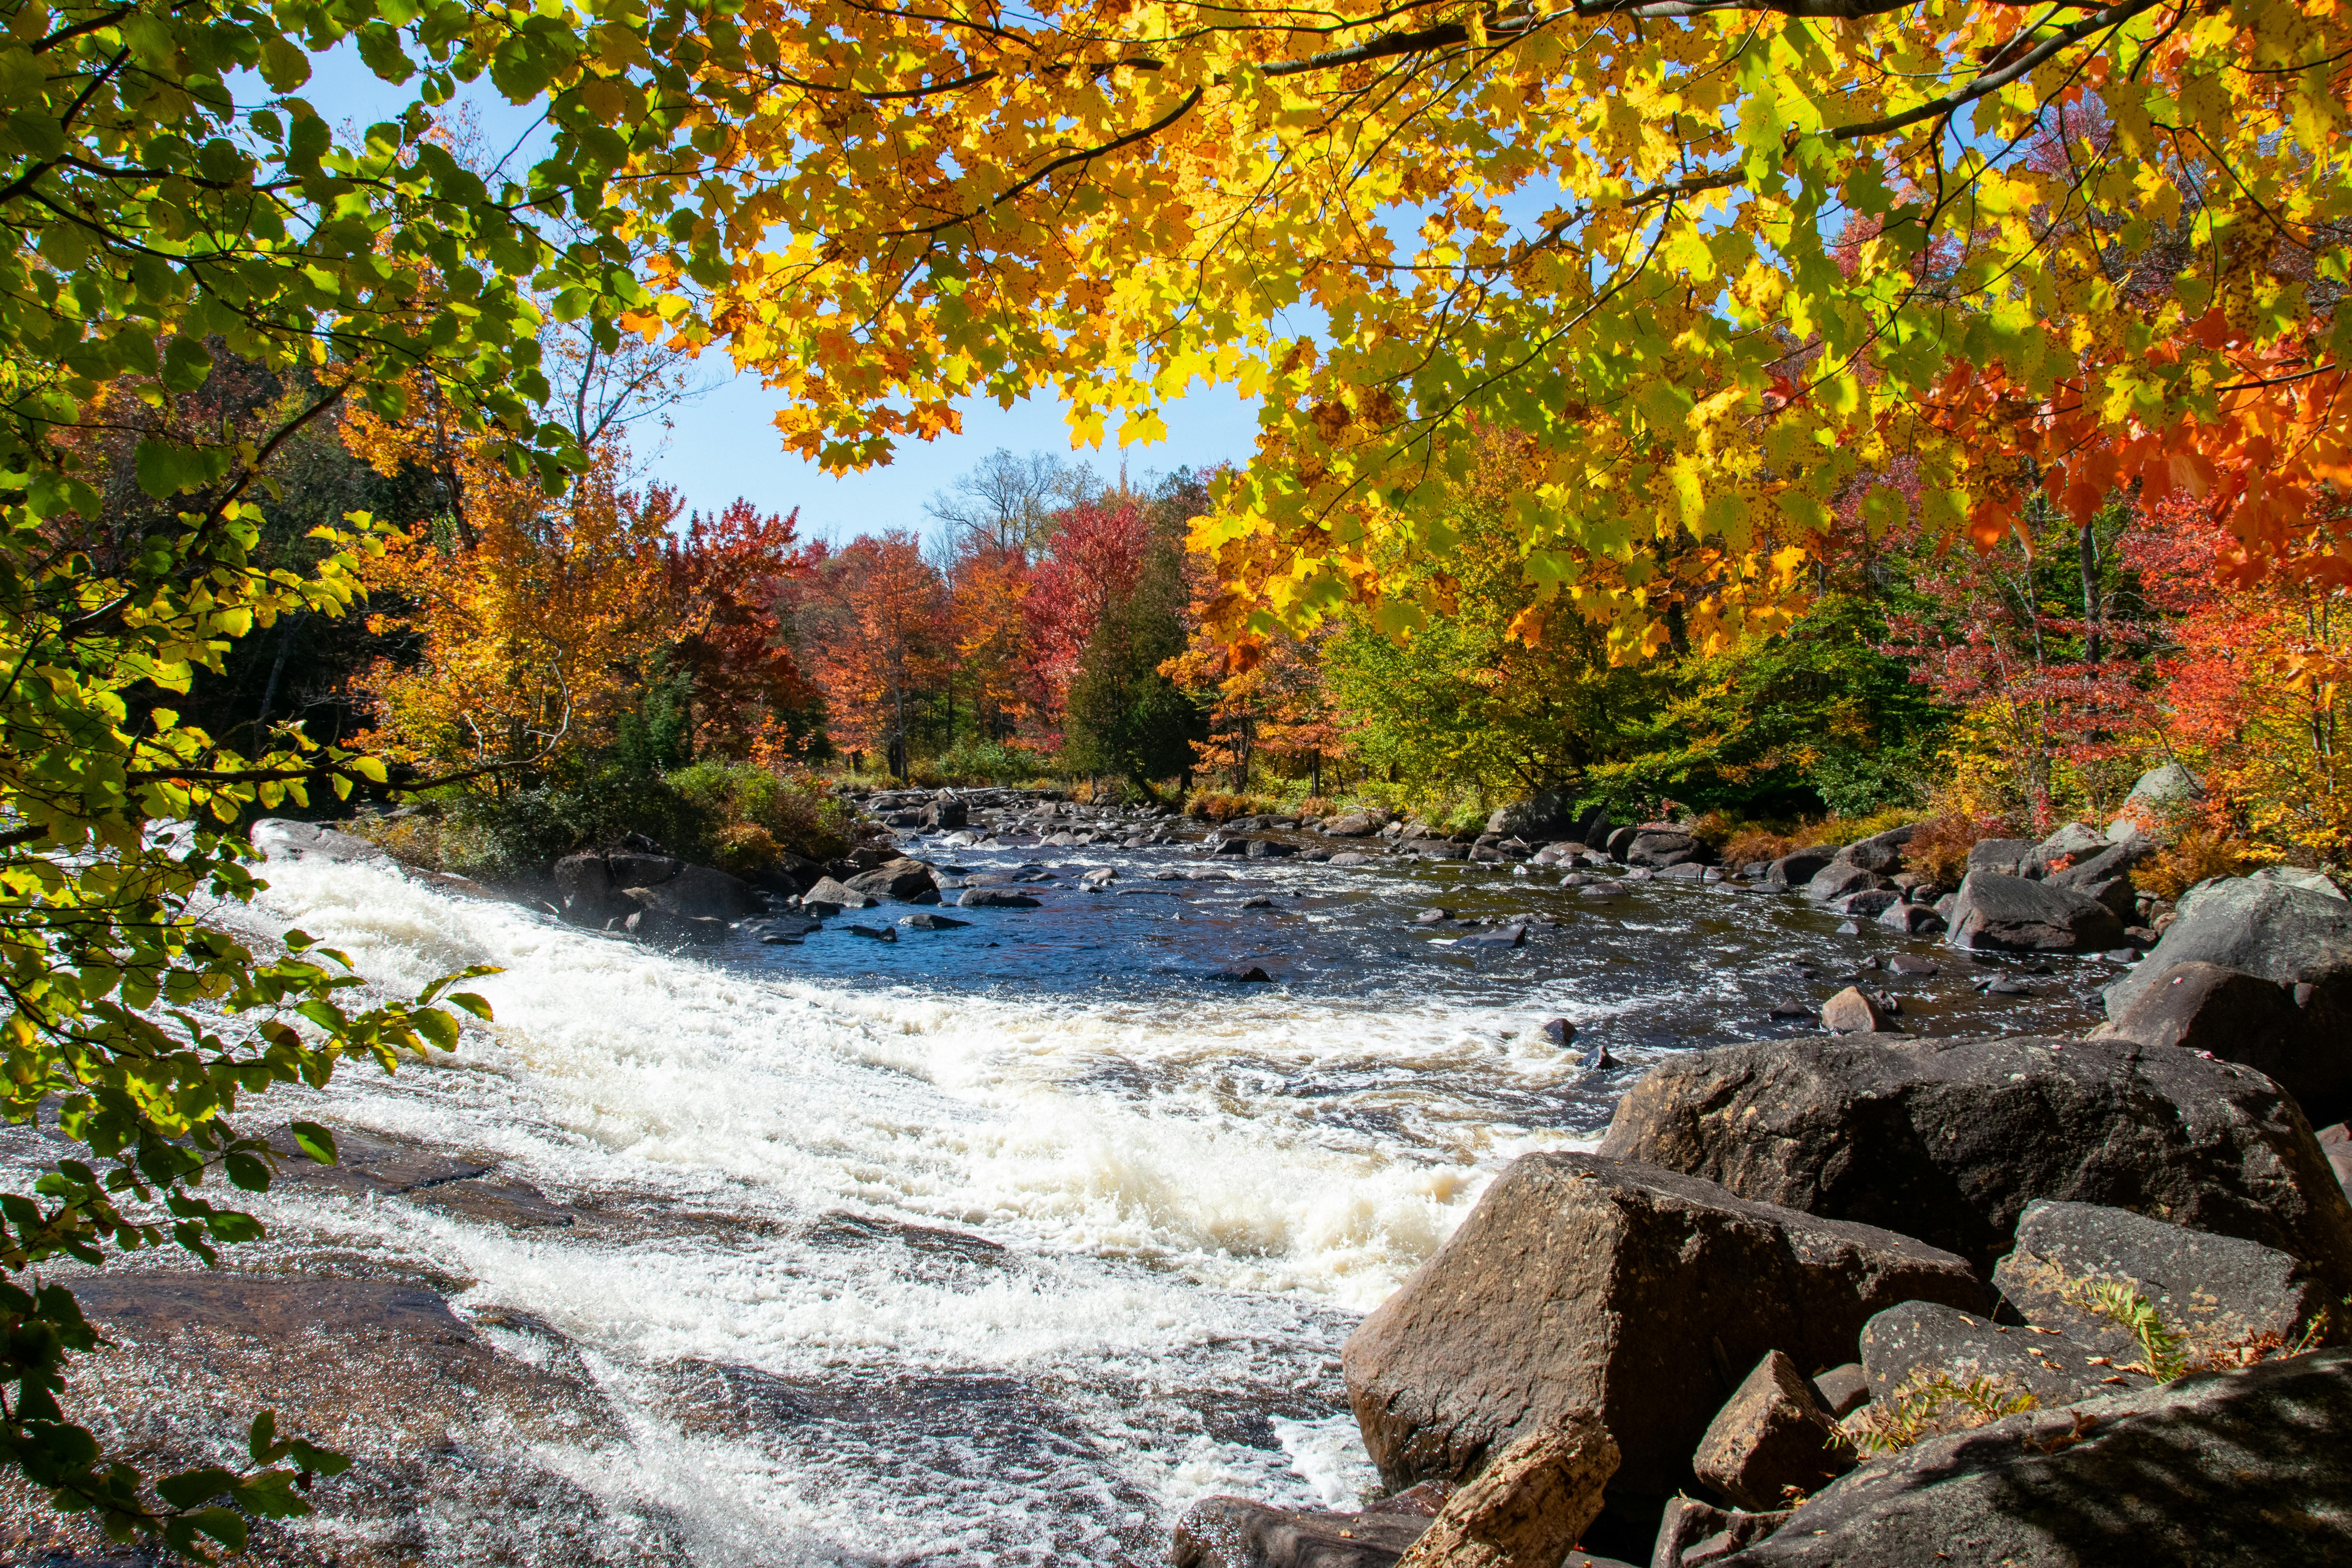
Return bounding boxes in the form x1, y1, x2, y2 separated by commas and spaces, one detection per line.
1173, 849, 2352, 1566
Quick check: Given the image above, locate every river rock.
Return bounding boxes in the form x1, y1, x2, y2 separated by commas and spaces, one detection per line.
250, 818, 392, 868
2094, 959, 2352, 1125
923, 797, 967, 830
1876, 902, 1944, 936
1765, 851, 1837, 887
1652, 1499, 1795, 1568
1325, 812, 1381, 837
1171, 1485, 1449, 1568
1626, 830, 1709, 869
1810, 1364, 1869, 1419
1456, 924, 1527, 951
845, 858, 940, 900
2037, 822, 2110, 862
1833, 827, 1912, 875
39, 1273, 635, 1565
1598, 1034, 2352, 1292
606, 849, 683, 887
1964, 838, 2041, 878
625, 908, 726, 944
802, 875, 877, 910
2043, 837, 2153, 890
1804, 864, 1880, 902
1858, 1299, 2151, 1413
1991, 1199, 2326, 1357
1340, 1153, 1984, 1503
1486, 791, 1581, 842
2103, 867, 2352, 1016
625, 861, 762, 920
1711, 1348, 2352, 1565
899, 911, 970, 930
1693, 1351, 1853, 1512
2106, 760, 2201, 842
552, 852, 632, 925
1945, 871, 2125, 953
1217, 964, 1274, 983
1819, 987, 1894, 1034
1833, 889, 1900, 919
957, 888, 1041, 908
1391, 1418, 1618, 1568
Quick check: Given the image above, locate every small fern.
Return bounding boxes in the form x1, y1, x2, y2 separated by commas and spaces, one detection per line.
1847, 1371, 2040, 1455
2060, 1276, 2191, 1381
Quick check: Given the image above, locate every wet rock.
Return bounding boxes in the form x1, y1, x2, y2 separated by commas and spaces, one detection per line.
605, 849, 683, 887
900, 912, 970, 930
1390, 1417, 1618, 1568
1242, 896, 1277, 909
412, 1175, 581, 1230
956, 888, 1041, 908
250, 818, 392, 867
1810, 1364, 1870, 1419
1340, 1153, 1984, 1501
1330, 851, 1372, 867
1833, 889, 1900, 919
845, 923, 897, 942
1717, 1348, 2352, 1566
923, 796, 967, 830
624, 907, 727, 945
1539, 1018, 1576, 1046
1415, 908, 1453, 925
1978, 975, 2033, 996
1659, 863, 1710, 883
624, 862, 762, 921
802, 875, 877, 910
1693, 1350, 1853, 1511
267, 1125, 491, 1198
1945, 871, 2126, 953
845, 858, 941, 900
1170, 1486, 1446, 1568
1819, 987, 1895, 1034
1766, 851, 1837, 888
1209, 836, 1253, 857
1627, 830, 1709, 869
1217, 964, 1274, 983
1649, 1496, 1794, 1567
1875, 903, 1944, 936
1456, 924, 1528, 951
1578, 1041, 1620, 1073
1991, 1200, 2326, 1358
1599, 1034, 2352, 1292
1768, 999, 1814, 1022
1804, 864, 1881, 902
1858, 1299, 2152, 1412
1325, 812, 1381, 838
551, 852, 632, 925
39, 1273, 643, 1567
2094, 959, 2352, 1125
2103, 867, 2352, 1017
1884, 955, 1938, 976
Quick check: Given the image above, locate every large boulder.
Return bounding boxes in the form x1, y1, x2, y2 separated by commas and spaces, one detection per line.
1486, 790, 1581, 842
2094, 960, 2352, 1127
552, 851, 632, 926
1964, 838, 2042, 878
1766, 850, 1837, 888
844, 857, 940, 901
922, 795, 967, 830
2103, 867, 2352, 1016
623, 861, 762, 921
2043, 836, 2154, 890
1171, 1486, 1449, 1568
1992, 1199, 2327, 1357
1945, 871, 2126, 953
1833, 826, 1913, 876
250, 818, 390, 868
1626, 829, 1710, 869
1803, 864, 1882, 902
1598, 1035, 2352, 1295
1340, 1154, 1984, 1503
2106, 761, 2201, 842
1711, 1350, 2352, 1565
802, 875, 877, 911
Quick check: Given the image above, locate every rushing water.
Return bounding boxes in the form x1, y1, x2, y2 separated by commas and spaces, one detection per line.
91, 832, 2118, 1564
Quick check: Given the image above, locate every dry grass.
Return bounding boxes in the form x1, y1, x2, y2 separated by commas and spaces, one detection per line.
1904, 814, 2005, 887
1185, 790, 1282, 822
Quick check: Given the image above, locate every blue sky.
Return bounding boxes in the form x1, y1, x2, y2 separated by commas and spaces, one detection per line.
290, 46, 1265, 543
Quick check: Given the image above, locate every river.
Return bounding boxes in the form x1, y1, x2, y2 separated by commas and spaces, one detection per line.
91, 829, 2116, 1564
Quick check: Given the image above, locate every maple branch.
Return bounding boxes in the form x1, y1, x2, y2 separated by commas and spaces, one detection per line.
888, 86, 1205, 237
1827, 0, 2165, 142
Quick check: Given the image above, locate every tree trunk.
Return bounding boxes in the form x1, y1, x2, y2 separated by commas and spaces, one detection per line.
2079, 520, 2102, 667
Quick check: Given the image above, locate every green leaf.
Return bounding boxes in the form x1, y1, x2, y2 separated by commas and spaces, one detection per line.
288, 1122, 337, 1165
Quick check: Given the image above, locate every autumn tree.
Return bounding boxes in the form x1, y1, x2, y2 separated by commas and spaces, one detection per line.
795, 532, 949, 777
1023, 494, 1158, 736
664, 499, 821, 756
604, 0, 2352, 658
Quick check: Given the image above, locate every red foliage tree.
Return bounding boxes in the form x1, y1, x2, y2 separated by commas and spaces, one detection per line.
1020, 495, 1153, 737
792, 530, 948, 777
664, 497, 821, 755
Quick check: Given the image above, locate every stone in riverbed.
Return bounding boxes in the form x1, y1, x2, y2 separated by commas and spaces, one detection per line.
802, 875, 877, 910
956, 888, 1041, 908
1390, 1418, 1619, 1568
1991, 1199, 2326, 1358
1170, 1485, 1449, 1568
2103, 866, 2352, 1016
1217, 964, 1274, 983
1340, 1152, 1984, 1503
2094, 958, 2352, 1126
1834, 889, 1901, 919
899, 912, 970, 930
1710, 1349, 2352, 1566
250, 817, 393, 868
1693, 1350, 1854, 1512
1946, 870, 2126, 953
844, 857, 939, 900
1819, 986, 1895, 1034
1805, 864, 1882, 902
625, 907, 727, 945
844, 923, 897, 942
1598, 1034, 2352, 1294
1766, 850, 1837, 887
1876, 903, 1944, 936
1456, 923, 1527, 951
624, 861, 763, 920
1964, 838, 2042, 878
